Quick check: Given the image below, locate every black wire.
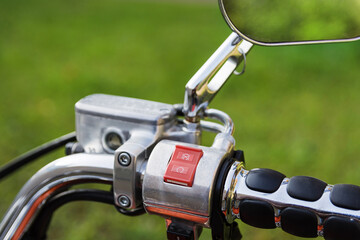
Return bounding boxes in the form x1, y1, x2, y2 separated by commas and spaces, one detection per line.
0, 132, 76, 181
24, 188, 146, 240
24, 189, 114, 240
115, 204, 146, 216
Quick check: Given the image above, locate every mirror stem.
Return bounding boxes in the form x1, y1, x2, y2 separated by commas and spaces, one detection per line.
183, 32, 253, 123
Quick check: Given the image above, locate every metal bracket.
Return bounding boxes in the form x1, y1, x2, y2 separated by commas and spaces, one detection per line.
183, 32, 253, 122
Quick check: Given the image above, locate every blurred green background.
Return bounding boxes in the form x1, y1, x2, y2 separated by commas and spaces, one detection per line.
0, 0, 359, 239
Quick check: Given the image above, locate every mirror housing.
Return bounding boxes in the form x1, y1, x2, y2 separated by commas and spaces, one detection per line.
219, 0, 360, 46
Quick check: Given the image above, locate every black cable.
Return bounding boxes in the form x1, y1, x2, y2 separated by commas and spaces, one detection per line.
24, 189, 114, 240
115, 204, 146, 216
24, 188, 146, 240
0, 132, 76, 181
210, 150, 244, 240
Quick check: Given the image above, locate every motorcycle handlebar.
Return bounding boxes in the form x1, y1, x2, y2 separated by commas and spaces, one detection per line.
222, 161, 360, 239
0, 153, 114, 240
2, 146, 359, 240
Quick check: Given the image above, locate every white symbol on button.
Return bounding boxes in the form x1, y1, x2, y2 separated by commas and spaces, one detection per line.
171, 165, 188, 174
181, 153, 190, 161
176, 167, 185, 173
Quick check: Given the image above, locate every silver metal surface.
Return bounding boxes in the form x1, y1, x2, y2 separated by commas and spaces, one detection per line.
114, 131, 159, 209
76, 94, 176, 126
0, 153, 114, 240
75, 94, 177, 154
109, 98, 202, 209
75, 94, 184, 210
76, 94, 228, 211
204, 108, 234, 136
142, 107, 235, 226
183, 33, 253, 122
143, 136, 235, 227
218, 0, 360, 46
165, 120, 202, 145
76, 94, 237, 216
222, 161, 360, 229
199, 120, 224, 133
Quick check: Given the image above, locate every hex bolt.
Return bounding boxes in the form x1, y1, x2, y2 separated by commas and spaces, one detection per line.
118, 195, 131, 208
118, 152, 131, 166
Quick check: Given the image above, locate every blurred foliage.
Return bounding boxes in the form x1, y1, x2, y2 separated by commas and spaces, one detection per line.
0, 0, 360, 239
223, 0, 360, 43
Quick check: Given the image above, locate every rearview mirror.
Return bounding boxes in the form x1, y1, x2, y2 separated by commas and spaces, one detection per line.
219, 0, 360, 46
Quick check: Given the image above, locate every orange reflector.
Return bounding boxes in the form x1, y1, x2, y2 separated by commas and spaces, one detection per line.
232, 207, 239, 215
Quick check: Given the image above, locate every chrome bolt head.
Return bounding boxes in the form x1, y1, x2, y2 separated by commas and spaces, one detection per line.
118, 195, 131, 208
118, 152, 131, 166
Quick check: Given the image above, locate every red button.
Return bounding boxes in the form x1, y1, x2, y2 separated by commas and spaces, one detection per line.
163, 145, 203, 187
170, 164, 189, 175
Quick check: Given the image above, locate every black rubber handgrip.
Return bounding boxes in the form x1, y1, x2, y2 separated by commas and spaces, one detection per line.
323, 216, 360, 240
245, 168, 285, 193
287, 176, 327, 201
280, 207, 318, 238
330, 184, 360, 210
239, 199, 276, 229
231, 168, 360, 239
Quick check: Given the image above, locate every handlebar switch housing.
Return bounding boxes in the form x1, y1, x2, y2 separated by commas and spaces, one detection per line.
143, 138, 234, 228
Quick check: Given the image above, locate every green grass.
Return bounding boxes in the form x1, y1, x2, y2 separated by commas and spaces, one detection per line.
0, 0, 359, 239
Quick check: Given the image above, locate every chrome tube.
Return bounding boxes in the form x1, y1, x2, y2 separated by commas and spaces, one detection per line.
200, 120, 224, 133
204, 108, 234, 135
0, 153, 114, 240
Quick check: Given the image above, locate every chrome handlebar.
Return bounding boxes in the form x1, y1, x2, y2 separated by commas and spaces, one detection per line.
0, 154, 114, 240
0, 104, 235, 240
2, 125, 360, 240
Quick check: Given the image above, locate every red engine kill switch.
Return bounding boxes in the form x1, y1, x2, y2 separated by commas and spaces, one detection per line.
163, 145, 204, 187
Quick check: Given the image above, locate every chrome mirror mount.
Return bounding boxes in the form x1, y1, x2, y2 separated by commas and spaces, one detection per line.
183, 33, 253, 123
